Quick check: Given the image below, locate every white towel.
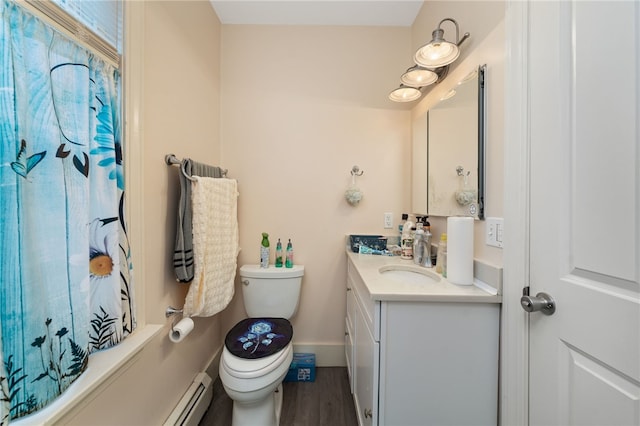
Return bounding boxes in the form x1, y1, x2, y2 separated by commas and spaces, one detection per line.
183, 177, 240, 317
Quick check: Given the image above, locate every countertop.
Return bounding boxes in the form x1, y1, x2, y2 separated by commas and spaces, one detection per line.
347, 249, 502, 304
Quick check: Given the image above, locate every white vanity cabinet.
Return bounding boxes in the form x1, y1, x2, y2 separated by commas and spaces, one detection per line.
347, 261, 379, 426
346, 256, 500, 426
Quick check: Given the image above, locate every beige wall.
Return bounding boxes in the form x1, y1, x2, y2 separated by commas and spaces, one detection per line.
219, 25, 412, 358
61, 2, 224, 424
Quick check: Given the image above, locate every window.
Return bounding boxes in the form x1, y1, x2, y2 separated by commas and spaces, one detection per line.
23, 0, 121, 65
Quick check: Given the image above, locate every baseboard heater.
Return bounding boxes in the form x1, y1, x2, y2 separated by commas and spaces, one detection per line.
164, 372, 213, 426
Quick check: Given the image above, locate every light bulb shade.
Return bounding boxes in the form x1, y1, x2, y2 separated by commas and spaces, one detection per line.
414, 40, 460, 68
458, 67, 478, 85
388, 85, 421, 102
401, 66, 438, 87
440, 88, 457, 101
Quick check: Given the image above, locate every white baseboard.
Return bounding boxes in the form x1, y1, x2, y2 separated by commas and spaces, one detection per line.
206, 343, 346, 373
293, 343, 346, 367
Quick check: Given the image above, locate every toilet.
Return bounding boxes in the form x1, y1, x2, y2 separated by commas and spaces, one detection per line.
219, 264, 304, 426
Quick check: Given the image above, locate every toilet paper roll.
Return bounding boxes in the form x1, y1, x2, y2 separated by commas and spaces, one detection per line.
447, 216, 474, 285
170, 317, 194, 343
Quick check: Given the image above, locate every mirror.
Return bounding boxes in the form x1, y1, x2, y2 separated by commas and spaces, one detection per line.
414, 64, 486, 220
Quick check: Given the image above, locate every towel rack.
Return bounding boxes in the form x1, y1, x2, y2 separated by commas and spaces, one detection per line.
165, 154, 228, 181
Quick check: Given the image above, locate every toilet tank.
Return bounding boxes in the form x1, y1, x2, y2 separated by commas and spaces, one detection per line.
239, 265, 304, 319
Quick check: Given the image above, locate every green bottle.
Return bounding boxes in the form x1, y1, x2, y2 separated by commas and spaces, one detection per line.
285, 239, 294, 268
260, 232, 270, 268
275, 239, 283, 268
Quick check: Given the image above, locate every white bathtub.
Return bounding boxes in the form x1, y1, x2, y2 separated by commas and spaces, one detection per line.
14, 324, 163, 425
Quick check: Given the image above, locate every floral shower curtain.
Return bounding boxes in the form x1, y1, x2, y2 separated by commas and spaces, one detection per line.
0, 1, 135, 421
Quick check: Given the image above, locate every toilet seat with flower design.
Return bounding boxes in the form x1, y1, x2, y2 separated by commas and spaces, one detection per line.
225, 317, 293, 360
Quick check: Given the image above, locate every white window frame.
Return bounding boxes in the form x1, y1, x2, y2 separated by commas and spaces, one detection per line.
22, 0, 120, 67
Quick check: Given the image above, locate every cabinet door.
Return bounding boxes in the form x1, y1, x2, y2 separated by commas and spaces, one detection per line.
345, 317, 354, 393
346, 278, 356, 392
354, 304, 378, 426
346, 280, 355, 338
379, 301, 499, 425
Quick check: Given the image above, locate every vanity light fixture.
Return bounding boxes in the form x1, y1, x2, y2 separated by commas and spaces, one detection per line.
458, 67, 478, 85
414, 18, 470, 68
388, 17, 469, 103
440, 88, 457, 101
388, 84, 422, 103
400, 65, 438, 87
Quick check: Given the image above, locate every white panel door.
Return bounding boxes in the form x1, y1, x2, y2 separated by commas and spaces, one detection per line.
527, 1, 640, 425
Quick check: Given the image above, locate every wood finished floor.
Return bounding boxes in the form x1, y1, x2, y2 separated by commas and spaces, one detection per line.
199, 367, 358, 426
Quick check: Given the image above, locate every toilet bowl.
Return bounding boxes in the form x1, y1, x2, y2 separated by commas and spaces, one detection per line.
220, 343, 293, 426
219, 265, 304, 426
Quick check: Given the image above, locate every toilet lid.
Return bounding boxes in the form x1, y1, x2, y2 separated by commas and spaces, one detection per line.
225, 317, 293, 360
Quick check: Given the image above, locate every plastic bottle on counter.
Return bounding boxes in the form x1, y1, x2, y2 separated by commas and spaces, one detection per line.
423, 225, 433, 267
399, 213, 408, 240
260, 233, 270, 268
401, 214, 415, 259
435, 233, 447, 276
412, 222, 425, 265
285, 239, 294, 268
275, 238, 283, 267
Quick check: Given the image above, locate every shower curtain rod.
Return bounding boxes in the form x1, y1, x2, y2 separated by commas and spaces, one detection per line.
164, 154, 229, 181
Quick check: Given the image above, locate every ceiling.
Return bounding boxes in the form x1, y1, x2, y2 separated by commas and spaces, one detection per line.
209, 1, 424, 27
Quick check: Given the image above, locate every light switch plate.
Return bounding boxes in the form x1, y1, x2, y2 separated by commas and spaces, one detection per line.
486, 217, 504, 248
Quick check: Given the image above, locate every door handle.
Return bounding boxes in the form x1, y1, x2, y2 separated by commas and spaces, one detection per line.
520, 292, 556, 315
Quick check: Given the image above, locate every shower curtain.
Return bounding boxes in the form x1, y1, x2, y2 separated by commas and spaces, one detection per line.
0, 1, 135, 421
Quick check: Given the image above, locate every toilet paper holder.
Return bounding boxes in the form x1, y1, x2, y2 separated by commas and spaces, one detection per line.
166, 306, 185, 331
166, 306, 195, 343
166, 306, 183, 318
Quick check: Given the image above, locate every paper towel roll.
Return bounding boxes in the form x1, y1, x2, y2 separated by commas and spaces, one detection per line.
170, 317, 194, 343
447, 216, 474, 285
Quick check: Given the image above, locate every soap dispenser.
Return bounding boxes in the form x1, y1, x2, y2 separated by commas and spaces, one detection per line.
413, 222, 433, 267
285, 239, 294, 268
401, 215, 415, 259
423, 225, 432, 267
275, 238, 283, 268
424, 216, 431, 233
413, 223, 425, 265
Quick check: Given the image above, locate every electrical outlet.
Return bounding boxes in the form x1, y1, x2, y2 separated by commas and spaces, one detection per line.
383, 212, 394, 229
486, 217, 504, 248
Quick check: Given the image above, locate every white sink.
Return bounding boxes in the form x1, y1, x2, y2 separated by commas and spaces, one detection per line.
378, 265, 441, 285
